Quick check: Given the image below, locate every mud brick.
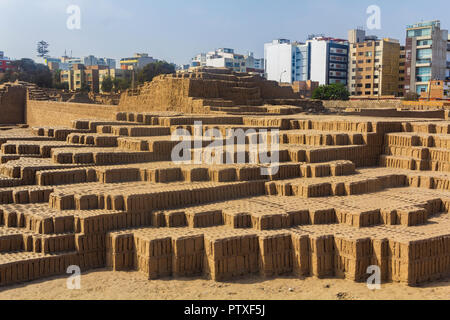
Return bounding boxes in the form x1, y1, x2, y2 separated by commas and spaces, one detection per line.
163, 210, 187, 227
3, 209, 17, 227
50, 193, 75, 210
12, 190, 29, 204
294, 182, 332, 198
309, 208, 336, 225
291, 233, 310, 276
172, 234, 205, 277
52, 151, 73, 164
236, 166, 262, 181
259, 233, 293, 277
75, 194, 99, 210
1, 143, 17, 154
397, 207, 428, 226
0, 191, 13, 204
285, 210, 309, 226
182, 167, 208, 182
309, 235, 335, 277
223, 211, 252, 228
151, 211, 166, 227
186, 210, 223, 228
288, 149, 306, 162
208, 168, 237, 182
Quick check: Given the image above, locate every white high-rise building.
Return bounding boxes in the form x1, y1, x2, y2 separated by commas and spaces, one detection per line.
264, 39, 309, 84
264, 37, 348, 85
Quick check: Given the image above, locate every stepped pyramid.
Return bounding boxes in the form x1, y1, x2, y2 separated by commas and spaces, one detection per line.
0, 110, 449, 287
119, 67, 325, 115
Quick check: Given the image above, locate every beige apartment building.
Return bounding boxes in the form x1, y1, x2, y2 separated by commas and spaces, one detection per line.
61, 64, 106, 93
348, 38, 401, 97
398, 46, 406, 96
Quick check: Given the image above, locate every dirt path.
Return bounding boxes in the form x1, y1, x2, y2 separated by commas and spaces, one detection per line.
0, 269, 448, 300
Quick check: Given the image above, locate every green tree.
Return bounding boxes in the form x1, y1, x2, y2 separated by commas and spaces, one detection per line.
101, 76, 114, 93
137, 61, 175, 83
9, 58, 53, 87
312, 83, 350, 101
37, 41, 50, 59
51, 69, 68, 89
0, 69, 17, 84
113, 78, 131, 92
79, 83, 91, 93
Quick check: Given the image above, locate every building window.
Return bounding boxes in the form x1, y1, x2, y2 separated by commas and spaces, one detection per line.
417, 40, 432, 46
417, 48, 432, 59
407, 28, 431, 38
365, 84, 371, 88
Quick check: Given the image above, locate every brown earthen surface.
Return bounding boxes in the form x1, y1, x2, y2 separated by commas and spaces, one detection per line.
0, 110, 449, 288
0, 68, 449, 292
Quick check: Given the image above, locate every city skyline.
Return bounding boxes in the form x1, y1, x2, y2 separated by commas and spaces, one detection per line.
1, 0, 449, 65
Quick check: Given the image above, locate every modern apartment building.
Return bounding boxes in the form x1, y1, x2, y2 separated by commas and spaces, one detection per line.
120, 53, 156, 70
44, 56, 82, 71
405, 20, 448, 95
264, 37, 348, 85
348, 29, 367, 44
308, 37, 349, 85
398, 46, 406, 96
191, 48, 262, 73
264, 39, 308, 83
447, 34, 450, 82
60, 64, 106, 93
84, 55, 116, 69
348, 37, 401, 97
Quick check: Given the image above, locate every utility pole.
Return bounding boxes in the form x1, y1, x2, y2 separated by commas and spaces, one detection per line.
427, 78, 432, 101
132, 68, 135, 92
376, 64, 384, 101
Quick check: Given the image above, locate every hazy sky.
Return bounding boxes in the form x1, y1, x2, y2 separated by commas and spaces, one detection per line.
1, 0, 449, 65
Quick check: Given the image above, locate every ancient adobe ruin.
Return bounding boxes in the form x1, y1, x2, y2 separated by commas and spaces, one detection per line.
0, 68, 449, 287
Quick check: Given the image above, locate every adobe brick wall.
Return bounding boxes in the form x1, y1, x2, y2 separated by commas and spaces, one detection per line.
26, 100, 118, 127
0, 85, 26, 124
323, 100, 402, 110
119, 69, 304, 114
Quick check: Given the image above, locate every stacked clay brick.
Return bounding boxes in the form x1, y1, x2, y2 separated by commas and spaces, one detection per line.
0, 110, 449, 287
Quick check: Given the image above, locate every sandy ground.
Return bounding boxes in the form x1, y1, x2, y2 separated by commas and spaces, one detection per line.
0, 269, 448, 300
